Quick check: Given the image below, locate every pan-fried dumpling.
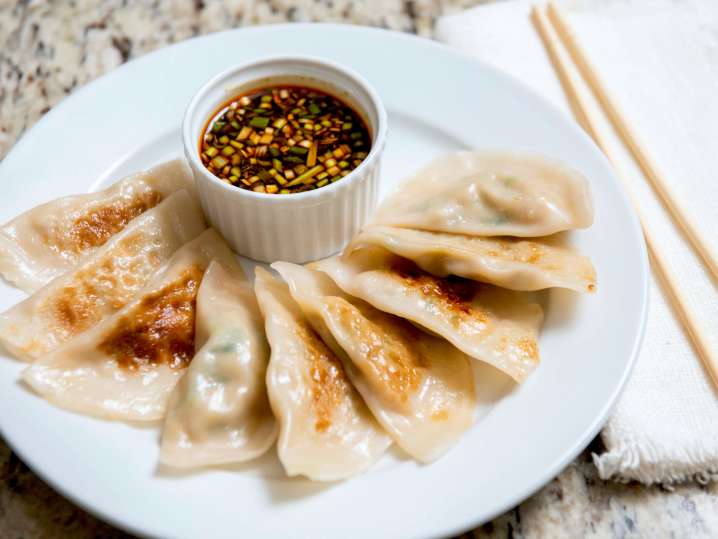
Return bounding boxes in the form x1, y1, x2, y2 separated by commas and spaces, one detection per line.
371, 151, 593, 237
254, 268, 390, 480
313, 248, 544, 383
160, 262, 277, 468
272, 262, 476, 463
0, 190, 206, 362
350, 226, 596, 293
22, 228, 239, 421
0, 159, 196, 292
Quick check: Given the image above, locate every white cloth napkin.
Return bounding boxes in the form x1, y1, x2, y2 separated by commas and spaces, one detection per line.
436, 0, 718, 485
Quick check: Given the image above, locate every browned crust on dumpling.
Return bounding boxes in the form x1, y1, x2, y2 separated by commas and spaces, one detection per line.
47, 284, 99, 338
389, 260, 486, 321
45, 190, 161, 255
42, 233, 164, 340
323, 296, 423, 409
516, 337, 539, 362
294, 322, 352, 433
98, 265, 204, 371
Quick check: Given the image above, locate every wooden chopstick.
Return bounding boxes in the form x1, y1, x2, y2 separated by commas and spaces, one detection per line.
530, 6, 595, 136
546, 2, 718, 284
531, 4, 718, 389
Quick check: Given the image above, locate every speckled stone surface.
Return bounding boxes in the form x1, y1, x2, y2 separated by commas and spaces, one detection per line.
1, 1, 716, 538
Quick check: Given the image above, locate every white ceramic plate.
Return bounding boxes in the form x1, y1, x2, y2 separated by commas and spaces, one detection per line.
0, 24, 647, 539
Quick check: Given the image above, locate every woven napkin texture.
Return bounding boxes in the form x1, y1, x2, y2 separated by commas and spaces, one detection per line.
436, 0, 718, 485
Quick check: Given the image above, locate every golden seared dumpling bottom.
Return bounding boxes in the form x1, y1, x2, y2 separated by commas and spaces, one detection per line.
273, 262, 477, 463
23, 229, 239, 421
0, 190, 205, 362
350, 226, 596, 293
255, 268, 391, 481
0, 159, 197, 292
313, 248, 544, 383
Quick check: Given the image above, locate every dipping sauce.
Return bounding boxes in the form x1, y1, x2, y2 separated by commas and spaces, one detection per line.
200, 85, 372, 194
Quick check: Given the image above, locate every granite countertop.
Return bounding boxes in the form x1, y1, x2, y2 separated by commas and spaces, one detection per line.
1, 1, 716, 537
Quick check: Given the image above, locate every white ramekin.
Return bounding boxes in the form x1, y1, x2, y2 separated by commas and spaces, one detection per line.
182, 55, 387, 263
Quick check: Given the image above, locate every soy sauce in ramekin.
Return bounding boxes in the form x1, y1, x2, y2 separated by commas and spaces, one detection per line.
200, 85, 372, 194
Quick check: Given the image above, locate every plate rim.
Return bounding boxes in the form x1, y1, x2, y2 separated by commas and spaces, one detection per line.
0, 22, 649, 539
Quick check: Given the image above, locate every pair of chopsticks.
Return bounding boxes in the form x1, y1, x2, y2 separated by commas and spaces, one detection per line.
531, 3, 718, 389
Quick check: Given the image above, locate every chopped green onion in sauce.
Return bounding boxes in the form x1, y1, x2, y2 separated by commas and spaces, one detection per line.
200, 85, 372, 194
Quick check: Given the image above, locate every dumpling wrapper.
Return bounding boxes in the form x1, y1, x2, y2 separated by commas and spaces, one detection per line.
313, 248, 544, 383
350, 226, 596, 293
160, 261, 277, 468
254, 268, 391, 481
272, 262, 477, 463
22, 228, 239, 421
371, 151, 593, 237
0, 159, 195, 292
0, 190, 206, 362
